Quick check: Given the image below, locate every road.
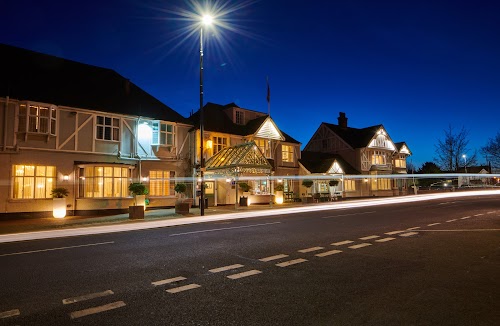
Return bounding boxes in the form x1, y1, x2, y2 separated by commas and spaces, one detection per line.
1, 194, 499, 325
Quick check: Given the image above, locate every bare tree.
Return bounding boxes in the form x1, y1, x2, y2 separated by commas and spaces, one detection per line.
481, 132, 500, 168
435, 125, 477, 171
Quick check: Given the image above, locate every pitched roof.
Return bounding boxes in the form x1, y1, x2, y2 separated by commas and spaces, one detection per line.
205, 141, 272, 174
322, 122, 382, 149
300, 151, 360, 175
0, 43, 189, 124
189, 102, 301, 144
394, 142, 412, 154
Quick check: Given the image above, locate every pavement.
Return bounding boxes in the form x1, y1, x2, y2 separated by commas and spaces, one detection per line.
0, 201, 306, 236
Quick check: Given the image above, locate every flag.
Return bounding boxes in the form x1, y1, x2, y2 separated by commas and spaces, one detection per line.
266, 77, 270, 104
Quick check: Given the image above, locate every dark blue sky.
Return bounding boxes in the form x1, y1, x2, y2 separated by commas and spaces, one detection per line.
2, 0, 499, 167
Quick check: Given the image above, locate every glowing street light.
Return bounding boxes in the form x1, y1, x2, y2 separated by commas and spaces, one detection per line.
199, 13, 214, 216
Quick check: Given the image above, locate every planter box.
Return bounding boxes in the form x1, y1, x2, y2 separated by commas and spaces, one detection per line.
175, 199, 192, 215
129, 205, 144, 219
302, 196, 313, 204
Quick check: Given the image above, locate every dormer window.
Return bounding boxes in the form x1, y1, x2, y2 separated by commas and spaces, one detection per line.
235, 110, 244, 125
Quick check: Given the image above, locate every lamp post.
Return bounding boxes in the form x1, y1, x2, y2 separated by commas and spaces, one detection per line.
199, 14, 212, 216
462, 154, 467, 186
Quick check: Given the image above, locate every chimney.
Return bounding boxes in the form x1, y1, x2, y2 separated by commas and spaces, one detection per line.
338, 112, 348, 128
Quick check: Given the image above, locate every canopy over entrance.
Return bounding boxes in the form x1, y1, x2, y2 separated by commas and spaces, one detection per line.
205, 141, 272, 175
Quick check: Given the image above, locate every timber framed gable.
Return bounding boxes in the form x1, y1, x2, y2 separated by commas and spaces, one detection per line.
304, 123, 352, 153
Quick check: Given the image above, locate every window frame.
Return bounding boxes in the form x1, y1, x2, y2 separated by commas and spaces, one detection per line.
18, 103, 57, 136
12, 164, 56, 199
282, 145, 294, 163
96, 115, 120, 142
78, 165, 131, 198
149, 170, 175, 197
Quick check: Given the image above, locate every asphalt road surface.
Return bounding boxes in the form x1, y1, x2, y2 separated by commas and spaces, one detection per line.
1, 194, 499, 325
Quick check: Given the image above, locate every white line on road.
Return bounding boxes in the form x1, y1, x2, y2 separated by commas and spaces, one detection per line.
446, 219, 458, 222
427, 223, 441, 226
209, 264, 244, 273
407, 227, 421, 230
298, 246, 324, 253
169, 222, 281, 236
331, 240, 354, 246
259, 254, 289, 262
487, 211, 496, 214
385, 230, 406, 235
0, 241, 115, 257
375, 237, 396, 242
474, 213, 484, 217
166, 284, 201, 294
461, 216, 471, 219
69, 301, 126, 319
416, 229, 500, 232
315, 250, 342, 257
63, 290, 114, 305
276, 258, 308, 267
399, 232, 419, 237
359, 235, 380, 240
0, 309, 20, 319
227, 270, 262, 280
152, 276, 186, 287
322, 211, 376, 219
348, 243, 372, 249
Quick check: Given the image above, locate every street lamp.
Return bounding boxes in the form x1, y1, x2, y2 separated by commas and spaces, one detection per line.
199, 14, 213, 216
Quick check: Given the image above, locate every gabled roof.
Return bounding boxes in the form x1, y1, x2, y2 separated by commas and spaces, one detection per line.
322, 122, 383, 149
0, 43, 189, 124
300, 151, 360, 175
395, 142, 412, 155
189, 102, 300, 144
205, 141, 272, 175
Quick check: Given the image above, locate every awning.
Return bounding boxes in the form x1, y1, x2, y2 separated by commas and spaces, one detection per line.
205, 141, 272, 175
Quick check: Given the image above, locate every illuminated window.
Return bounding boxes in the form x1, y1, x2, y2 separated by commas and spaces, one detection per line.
149, 170, 175, 196
394, 155, 406, 168
212, 136, 228, 154
96, 115, 120, 141
344, 179, 356, 191
255, 139, 271, 158
152, 122, 175, 146
235, 110, 244, 125
79, 166, 130, 198
12, 165, 56, 199
371, 173, 391, 190
282, 145, 294, 163
371, 151, 386, 165
18, 103, 56, 135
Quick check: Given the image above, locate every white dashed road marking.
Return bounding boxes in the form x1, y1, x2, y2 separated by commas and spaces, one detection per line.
375, 237, 396, 242
62, 290, 114, 305
209, 264, 244, 273
348, 243, 372, 249
359, 235, 380, 240
259, 254, 289, 262
152, 276, 186, 287
315, 250, 342, 257
276, 258, 308, 267
0, 309, 20, 319
322, 211, 376, 219
407, 227, 420, 230
331, 240, 354, 246
0, 241, 115, 257
399, 232, 419, 237
446, 219, 457, 222
169, 222, 281, 236
69, 301, 126, 320
474, 213, 484, 217
166, 284, 201, 294
385, 230, 406, 235
461, 216, 471, 219
487, 211, 495, 214
227, 270, 262, 280
427, 223, 441, 226
298, 247, 324, 253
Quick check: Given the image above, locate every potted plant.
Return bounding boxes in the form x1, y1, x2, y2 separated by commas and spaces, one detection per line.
174, 183, 191, 214
329, 179, 339, 200
302, 179, 314, 203
128, 182, 148, 219
238, 182, 251, 206
274, 183, 284, 204
51, 187, 69, 218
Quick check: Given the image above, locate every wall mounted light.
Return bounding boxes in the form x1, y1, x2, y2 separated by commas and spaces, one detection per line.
63, 175, 69, 181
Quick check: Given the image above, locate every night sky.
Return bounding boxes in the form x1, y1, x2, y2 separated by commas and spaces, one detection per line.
2, 0, 499, 167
